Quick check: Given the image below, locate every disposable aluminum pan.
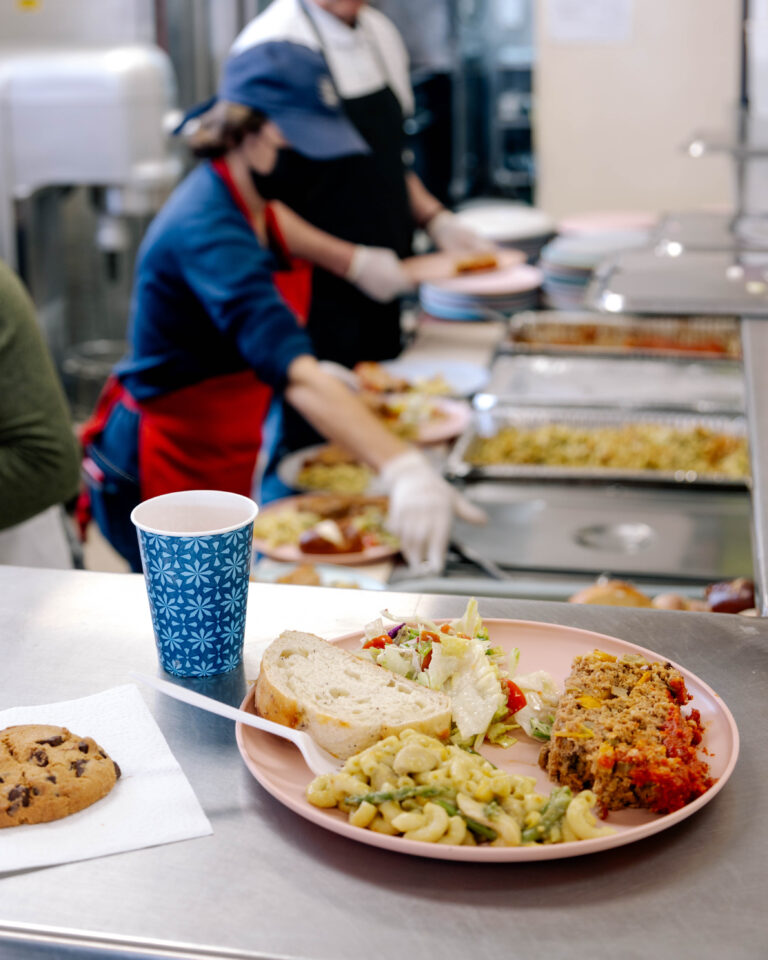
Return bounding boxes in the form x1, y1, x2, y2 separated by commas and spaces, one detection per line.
480, 354, 744, 413
502, 310, 741, 360
445, 405, 750, 487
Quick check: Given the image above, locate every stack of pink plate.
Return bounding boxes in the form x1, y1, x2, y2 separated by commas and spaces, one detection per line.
420, 262, 543, 321
557, 210, 659, 236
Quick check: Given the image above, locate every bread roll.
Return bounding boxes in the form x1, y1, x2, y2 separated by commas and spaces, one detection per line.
651, 593, 691, 611
275, 564, 322, 586
255, 631, 452, 758
569, 580, 653, 608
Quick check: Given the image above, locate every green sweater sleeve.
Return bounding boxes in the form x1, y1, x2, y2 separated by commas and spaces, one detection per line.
0, 259, 81, 531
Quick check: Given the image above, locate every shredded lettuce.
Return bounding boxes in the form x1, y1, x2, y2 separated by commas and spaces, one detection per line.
452, 597, 482, 639
512, 670, 560, 739
445, 641, 506, 740
377, 645, 412, 677
363, 617, 386, 642
359, 598, 560, 747
529, 715, 555, 742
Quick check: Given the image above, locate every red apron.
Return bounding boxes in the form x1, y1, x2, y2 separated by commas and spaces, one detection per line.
80, 159, 313, 509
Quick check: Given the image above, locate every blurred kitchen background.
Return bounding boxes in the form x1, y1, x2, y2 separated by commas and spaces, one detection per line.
0, 0, 742, 422
5, 0, 766, 606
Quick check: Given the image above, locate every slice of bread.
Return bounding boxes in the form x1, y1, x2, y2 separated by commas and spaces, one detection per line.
255, 631, 452, 759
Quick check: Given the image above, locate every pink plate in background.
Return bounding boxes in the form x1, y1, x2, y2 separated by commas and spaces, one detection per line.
424, 263, 543, 296
411, 396, 472, 444
557, 211, 659, 235
251, 494, 399, 566
236, 619, 739, 861
401, 248, 525, 285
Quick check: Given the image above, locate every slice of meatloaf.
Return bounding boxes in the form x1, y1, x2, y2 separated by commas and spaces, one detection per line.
539, 651, 713, 816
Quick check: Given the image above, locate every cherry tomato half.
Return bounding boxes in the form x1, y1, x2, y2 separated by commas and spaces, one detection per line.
501, 679, 527, 715
363, 635, 392, 650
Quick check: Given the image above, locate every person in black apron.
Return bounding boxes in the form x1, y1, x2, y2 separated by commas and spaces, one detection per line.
247, 0, 490, 495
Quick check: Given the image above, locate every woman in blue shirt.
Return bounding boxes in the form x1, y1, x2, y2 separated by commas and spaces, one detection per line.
82, 41, 483, 573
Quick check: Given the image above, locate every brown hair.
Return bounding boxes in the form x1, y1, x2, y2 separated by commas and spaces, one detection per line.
184, 101, 267, 159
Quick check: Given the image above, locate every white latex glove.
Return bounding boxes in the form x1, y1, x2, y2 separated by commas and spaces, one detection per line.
425, 209, 496, 253
379, 450, 486, 574
345, 246, 415, 303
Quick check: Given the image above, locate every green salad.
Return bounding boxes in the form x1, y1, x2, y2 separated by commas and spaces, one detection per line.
359, 599, 560, 749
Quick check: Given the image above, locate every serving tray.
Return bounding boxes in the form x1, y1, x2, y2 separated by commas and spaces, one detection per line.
481, 353, 744, 413
502, 310, 742, 360
445, 405, 750, 487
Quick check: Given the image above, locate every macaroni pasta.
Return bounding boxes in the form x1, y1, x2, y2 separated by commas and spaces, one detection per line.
306, 729, 613, 847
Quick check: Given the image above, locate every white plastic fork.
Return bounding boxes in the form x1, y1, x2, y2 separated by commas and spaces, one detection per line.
130, 671, 341, 776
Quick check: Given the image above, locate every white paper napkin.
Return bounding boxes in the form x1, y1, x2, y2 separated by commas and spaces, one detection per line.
0, 684, 212, 873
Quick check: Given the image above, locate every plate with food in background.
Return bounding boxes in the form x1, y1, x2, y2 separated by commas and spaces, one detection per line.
360, 392, 472, 444
250, 558, 387, 591
401, 248, 525, 285
236, 600, 739, 862
355, 359, 490, 399
252, 493, 399, 565
277, 444, 381, 495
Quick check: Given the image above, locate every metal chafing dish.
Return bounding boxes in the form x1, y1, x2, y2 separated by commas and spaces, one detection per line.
479, 354, 745, 413
502, 310, 742, 360
585, 248, 768, 316
403, 480, 752, 582
445, 405, 750, 487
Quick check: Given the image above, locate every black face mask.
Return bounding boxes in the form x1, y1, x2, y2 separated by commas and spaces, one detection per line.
249, 149, 313, 207
249, 166, 279, 200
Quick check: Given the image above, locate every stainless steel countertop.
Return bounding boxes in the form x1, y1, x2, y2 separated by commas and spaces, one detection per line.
1, 567, 766, 960
740, 318, 768, 615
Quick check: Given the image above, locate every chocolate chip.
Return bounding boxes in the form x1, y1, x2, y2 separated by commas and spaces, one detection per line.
71, 759, 87, 777
8, 785, 30, 807
7, 803, 18, 815
98, 749, 106, 758
31, 749, 48, 767
36, 735, 63, 747
0, 776, 4, 783
78, 741, 89, 754
31, 787, 39, 796
46, 775, 57, 783
113, 761, 121, 779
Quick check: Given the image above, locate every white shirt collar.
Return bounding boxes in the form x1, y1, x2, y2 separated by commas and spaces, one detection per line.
303, 1, 368, 50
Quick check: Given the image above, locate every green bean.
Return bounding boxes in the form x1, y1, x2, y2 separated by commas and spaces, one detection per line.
521, 786, 573, 843
432, 798, 498, 842
346, 785, 444, 806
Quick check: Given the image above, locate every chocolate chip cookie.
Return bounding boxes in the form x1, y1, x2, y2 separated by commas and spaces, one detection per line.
0, 724, 120, 828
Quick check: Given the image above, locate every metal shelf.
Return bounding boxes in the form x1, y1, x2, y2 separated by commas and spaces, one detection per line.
740, 318, 768, 614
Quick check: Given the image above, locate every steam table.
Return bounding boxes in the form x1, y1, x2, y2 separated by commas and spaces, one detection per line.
0, 567, 765, 959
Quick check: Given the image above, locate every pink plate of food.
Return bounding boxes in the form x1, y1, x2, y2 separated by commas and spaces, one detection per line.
401, 248, 525, 285
235, 618, 739, 861
361, 393, 472, 445
251, 493, 399, 566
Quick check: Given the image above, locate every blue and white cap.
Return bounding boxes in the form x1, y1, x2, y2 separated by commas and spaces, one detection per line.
178, 41, 371, 161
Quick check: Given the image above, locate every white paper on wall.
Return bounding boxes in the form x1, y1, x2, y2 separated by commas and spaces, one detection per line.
546, 0, 633, 45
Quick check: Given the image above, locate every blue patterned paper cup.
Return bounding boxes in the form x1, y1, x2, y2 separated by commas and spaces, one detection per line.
131, 490, 258, 678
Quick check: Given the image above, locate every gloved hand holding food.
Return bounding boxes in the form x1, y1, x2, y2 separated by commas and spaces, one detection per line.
346, 246, 415, 302
425, 209, 497, 253
379, 450, 487, 573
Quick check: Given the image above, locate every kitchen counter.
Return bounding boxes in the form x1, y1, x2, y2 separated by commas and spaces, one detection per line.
1, 567, 766, 960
